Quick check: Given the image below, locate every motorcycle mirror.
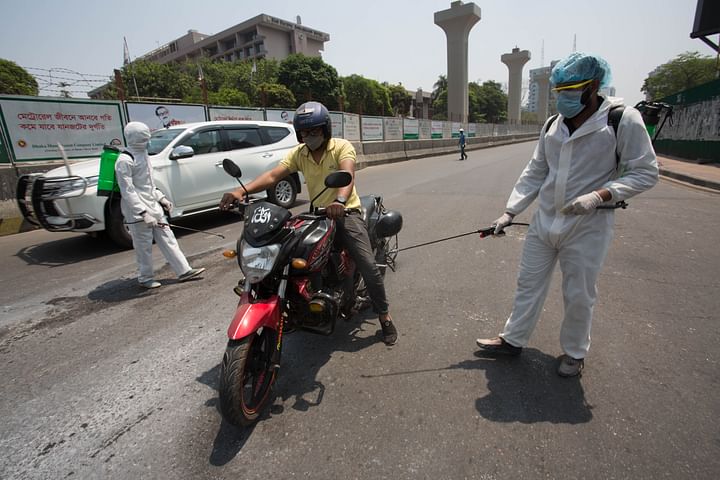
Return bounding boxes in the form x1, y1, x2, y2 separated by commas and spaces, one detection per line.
222, 159, 242, 178
324, 170, 352, 188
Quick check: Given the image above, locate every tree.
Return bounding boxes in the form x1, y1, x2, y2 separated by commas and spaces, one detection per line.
474, 80, 507, 123
0, 59, 38, 96
386, 83, 412, 117
121, 60, 194, 100
256, 82, 295, 108
277, 54, 343, 109
431, 75, 448, 119
342, 74, 391, 116
642, 51, 718, 100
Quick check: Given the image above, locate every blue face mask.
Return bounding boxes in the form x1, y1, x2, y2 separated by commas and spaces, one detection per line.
556, 89, 586, 118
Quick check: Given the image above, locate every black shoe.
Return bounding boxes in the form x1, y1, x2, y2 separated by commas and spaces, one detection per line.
475, 336, 522, 356
380, 320, 398, 345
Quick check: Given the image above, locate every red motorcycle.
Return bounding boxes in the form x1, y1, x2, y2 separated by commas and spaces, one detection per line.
218, 159, 402, 426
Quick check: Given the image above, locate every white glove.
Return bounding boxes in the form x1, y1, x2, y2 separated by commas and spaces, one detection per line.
142, 212, 159, 227
493, 213, 514, 235
159, 197, 173, 215
561, 191, 603, 215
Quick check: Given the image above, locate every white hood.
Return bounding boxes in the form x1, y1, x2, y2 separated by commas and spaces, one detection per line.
124, 121, 151, 151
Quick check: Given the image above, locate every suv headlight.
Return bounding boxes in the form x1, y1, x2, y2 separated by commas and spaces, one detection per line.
240, 240, 281, 283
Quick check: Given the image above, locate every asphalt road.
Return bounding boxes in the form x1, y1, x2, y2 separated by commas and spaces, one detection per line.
1, 141, 718, 479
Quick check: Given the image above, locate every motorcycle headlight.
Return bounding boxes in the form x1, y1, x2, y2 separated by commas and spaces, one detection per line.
240, 240, 281, 283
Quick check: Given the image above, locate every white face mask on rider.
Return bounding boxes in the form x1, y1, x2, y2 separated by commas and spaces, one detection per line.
303, 133, 325, 151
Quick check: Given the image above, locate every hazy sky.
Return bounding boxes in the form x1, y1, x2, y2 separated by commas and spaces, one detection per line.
0, 0, 709, 107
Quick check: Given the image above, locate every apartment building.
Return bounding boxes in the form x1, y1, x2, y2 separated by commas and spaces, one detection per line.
139, 14, 329, 64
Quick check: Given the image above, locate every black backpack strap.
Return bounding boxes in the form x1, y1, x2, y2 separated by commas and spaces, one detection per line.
607, 105, 625, 167
121, 149, 134, 160
608, 105, 625, 136
544, 114, 559, 132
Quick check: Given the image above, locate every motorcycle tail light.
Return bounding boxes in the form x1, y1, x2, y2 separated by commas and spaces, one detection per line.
291, 258, 307, 269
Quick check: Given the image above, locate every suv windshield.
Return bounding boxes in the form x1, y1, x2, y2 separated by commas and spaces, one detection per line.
148, 128, 184, 155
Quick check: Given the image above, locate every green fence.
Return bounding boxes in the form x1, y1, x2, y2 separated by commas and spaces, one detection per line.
655, 79, 720, 163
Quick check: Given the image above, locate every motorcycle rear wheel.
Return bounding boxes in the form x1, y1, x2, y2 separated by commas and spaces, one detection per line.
219, 330, 278, 427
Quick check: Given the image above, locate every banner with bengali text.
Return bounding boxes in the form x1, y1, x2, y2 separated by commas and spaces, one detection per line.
0, 97, 125, 161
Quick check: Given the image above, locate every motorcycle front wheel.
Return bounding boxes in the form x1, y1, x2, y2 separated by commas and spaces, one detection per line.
218, 329, 278, 427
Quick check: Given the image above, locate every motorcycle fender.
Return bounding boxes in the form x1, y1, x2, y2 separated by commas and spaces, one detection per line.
227, 294, 281, 340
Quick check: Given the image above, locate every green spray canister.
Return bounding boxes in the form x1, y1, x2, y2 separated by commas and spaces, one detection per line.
97, 144, 124, 197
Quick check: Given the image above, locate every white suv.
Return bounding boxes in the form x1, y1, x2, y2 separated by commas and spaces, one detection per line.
17, 120, 302, 248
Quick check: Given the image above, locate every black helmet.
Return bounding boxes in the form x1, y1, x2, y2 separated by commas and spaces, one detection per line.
293, 101, 331, 143
376, 210, 403, 238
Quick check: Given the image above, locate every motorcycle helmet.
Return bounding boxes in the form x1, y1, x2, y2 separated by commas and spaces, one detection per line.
293, 101, 332, 143
376, 210, 403, 238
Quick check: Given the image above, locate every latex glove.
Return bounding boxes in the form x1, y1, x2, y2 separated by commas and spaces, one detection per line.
142, 212, 159, 227
492, 213, 514, 235
159, 197, 173, 215
561, 191, 603, 215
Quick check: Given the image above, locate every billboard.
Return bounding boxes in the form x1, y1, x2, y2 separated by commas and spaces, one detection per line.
0, 96, 125, 161
343, 113, 360, 141
126, 102, 206, 132
384, 118, 403, 141
330, 112, 343, 138
361, 116, 383, 141
403, 118, 419, 140
265, 108, 294, 124
208, 107, 264, 121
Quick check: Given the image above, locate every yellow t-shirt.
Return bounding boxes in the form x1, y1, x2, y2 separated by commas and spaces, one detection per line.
280, 138, 361, 209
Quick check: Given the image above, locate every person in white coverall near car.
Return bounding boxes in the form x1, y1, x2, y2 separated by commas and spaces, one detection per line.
115, 122, 205, 289
476, 52, 658, 377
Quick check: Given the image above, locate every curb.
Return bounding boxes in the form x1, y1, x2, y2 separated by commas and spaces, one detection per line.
658, 168, 720, 194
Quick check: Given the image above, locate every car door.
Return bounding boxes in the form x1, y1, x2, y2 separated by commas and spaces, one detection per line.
165, 128, 228, 209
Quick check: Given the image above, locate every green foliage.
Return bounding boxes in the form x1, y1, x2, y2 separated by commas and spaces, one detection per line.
256, 82, 295, 108
642, 52, 718, 100
277, 54, 342, 109
431, 75, 448, 119
0, 58, 38, 96
122, 60, 193, 100
386, 83, 412, 117
472, 81, 507, 123
342, 74, 392, 115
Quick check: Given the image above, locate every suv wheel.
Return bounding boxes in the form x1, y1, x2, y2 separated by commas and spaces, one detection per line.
106, 201, 133, 249
267, 177, 297, 209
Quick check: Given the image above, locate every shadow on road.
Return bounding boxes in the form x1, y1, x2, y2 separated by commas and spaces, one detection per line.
469, 348, 593, 424
360, 348, 592, 425
195, 308, 381, 465
15, 234, 126, 266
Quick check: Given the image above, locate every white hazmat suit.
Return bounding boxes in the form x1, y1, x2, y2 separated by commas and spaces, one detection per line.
498, 95, 658, 359
115, 122, 194, 285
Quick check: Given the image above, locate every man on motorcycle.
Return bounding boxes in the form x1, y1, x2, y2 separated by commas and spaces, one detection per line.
219, 101, 398, 345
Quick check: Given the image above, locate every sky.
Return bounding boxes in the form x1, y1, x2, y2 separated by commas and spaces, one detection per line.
0, 0, 710, 108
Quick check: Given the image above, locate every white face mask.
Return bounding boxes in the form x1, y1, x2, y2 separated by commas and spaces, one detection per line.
303, 134, 325, 151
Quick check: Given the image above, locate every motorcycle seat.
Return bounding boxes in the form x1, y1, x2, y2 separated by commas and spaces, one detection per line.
359, 194, 380, 225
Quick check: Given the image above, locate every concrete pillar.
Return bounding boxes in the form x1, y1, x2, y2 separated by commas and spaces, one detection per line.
434, 1, 481, 123
501, 47, 530, 124
535, 69, 551, 121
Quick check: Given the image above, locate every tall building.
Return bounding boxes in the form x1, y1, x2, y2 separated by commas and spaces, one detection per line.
139, 14, 329, 65
527, 63, 555, 114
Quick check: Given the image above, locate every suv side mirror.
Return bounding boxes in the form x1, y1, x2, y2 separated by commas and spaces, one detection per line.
169, 145, 195, 160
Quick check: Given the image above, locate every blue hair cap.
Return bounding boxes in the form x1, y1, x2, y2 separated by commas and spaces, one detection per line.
550, 52, 612, 89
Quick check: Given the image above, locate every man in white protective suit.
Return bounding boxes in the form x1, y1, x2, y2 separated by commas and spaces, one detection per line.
476, 52, 658, 377
115, 122, 205, 289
